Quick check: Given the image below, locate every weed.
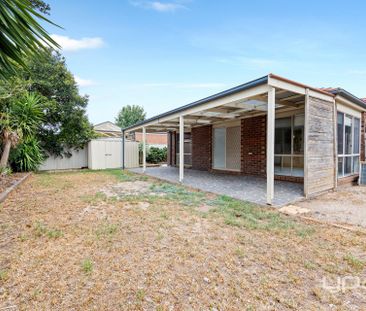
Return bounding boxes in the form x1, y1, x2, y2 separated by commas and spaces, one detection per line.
46, 229, 63, 239
81, 259, 93, 274
235, 247, 245, 259
33, 221, 63, 239
136, 289, 145, 302
95, 221, 118, 239
344, 254, 364, 272
0, 269, 8, 281
304, 261, 316, 270
160, 211, 169, 220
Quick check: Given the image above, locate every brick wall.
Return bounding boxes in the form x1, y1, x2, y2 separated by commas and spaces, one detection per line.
241, 116, 267, 176
191, 125, 212, 170
361, 112, 366, 162
167, 132, 172, 165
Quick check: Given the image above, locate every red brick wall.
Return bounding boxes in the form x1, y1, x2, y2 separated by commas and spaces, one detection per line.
171, 131, 176, 165
167, 132, 172, 165
191, 125, 212, 170
241, 116, 267, 176
362, 113, 365, 161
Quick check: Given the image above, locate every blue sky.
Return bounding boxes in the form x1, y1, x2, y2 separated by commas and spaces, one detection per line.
45, 0, 366, 124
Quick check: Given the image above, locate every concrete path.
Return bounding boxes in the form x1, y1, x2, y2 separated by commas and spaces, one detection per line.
129, 166, 304, 207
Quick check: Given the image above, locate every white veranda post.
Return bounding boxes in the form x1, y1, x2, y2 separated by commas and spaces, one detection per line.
267, 87, 275, 205
179, 116, 184, 182
142, 126, 146, 173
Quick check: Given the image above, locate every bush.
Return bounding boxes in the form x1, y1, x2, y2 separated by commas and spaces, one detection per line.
10, 137, 44, 172
146, 146, 167, 164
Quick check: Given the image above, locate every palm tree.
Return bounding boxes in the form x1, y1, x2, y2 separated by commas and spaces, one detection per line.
0, 0, 59, 75
0, 92, 43, 168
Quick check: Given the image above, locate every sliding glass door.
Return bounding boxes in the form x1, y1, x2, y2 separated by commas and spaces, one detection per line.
213, 126, 241, 171
274, 115, 304, 177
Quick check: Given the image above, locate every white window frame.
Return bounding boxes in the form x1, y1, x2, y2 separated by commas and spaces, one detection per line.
274, 114, 305, 177
337, 111, 361, 178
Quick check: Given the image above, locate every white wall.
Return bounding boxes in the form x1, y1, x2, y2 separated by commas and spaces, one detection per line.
39, 139, 139, 171
39, 148, 88, 171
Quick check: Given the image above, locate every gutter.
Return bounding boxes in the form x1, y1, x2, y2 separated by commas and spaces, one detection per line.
122, 75, 269, 131
329, 88, 366, 110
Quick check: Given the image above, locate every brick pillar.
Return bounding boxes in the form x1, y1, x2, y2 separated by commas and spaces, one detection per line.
167, 131, 172, 166
241, 116, 267, 176
191, 125, 212, 171
172, 131, 177, 166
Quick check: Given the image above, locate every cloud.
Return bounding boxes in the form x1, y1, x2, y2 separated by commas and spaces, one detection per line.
131, 1, 187, 12
130, 82, 225, 89
74, 76, 96, 87
51, 35, 104, 52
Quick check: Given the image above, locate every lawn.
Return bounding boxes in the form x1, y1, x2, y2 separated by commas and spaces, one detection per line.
0, 170, 365, 310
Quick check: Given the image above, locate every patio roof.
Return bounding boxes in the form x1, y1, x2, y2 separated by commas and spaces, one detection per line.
123, 73, 336, 133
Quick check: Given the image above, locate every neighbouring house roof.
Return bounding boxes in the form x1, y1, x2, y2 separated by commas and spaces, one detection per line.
320, 88, 366, 109
122, 73, 366, 132
94, 121, 122, 137
135, 132, 167, 145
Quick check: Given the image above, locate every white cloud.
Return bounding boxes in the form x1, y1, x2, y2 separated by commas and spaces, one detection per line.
131, 1, 187, 12
51, 35, 104, 52
74, 76, 96, 87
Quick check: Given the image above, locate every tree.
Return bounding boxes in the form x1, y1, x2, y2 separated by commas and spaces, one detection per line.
0, 92, 43, 168
115, 105, 146, 129
19, 49, 96, 156
0, 0, 59, 76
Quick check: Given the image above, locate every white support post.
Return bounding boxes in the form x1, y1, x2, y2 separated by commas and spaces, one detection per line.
142, 126, 146, 173
304, 89, 309, 197
179, 116, 184, 182
267, 87, 275, 205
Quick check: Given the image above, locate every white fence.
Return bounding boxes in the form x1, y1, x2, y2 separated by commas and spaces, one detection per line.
39, 148, 88, 171
39, 138, 139, 171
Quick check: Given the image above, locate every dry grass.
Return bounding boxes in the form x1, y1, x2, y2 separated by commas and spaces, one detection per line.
0, 169, 365, 310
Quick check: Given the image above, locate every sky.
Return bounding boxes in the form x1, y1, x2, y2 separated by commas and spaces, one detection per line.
45, 0, 366, 124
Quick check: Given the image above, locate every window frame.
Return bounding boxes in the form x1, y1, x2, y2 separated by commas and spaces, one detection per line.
274, 114, 304, 177
337, 111, 361, 178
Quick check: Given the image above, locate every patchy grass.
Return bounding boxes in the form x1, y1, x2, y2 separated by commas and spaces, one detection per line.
208, 195, 313, 235
81, 259, 93, 274
33, 221, 63, 238
95, 221, 118, 239
343, 254, 365, 272
1, 170, 365, 310
150, 182, 206, 206
0, 269, 9, 282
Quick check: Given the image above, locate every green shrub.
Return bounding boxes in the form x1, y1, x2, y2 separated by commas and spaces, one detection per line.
146, 146, 167, 164
10, 137, 44, 172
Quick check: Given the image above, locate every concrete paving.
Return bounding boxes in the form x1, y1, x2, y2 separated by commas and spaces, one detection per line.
129, 166, 304, 207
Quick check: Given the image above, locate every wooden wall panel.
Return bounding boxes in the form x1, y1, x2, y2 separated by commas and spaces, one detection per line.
306, 96, 336, 195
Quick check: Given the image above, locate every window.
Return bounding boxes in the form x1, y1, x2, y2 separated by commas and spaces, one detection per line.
274, 115, 304, 177
337, 112, 360, 177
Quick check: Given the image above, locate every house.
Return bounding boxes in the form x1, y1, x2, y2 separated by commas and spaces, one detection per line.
134, 132, 167, 149
122, 74, 366, 205
94, 121, 122, 137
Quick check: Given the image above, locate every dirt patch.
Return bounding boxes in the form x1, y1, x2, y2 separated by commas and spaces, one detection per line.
0, 170, 365, 310
297, 185, 366, 228
101, 180, 156, 197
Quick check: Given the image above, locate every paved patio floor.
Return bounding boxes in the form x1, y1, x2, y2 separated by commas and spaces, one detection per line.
129, 166, 304, 206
